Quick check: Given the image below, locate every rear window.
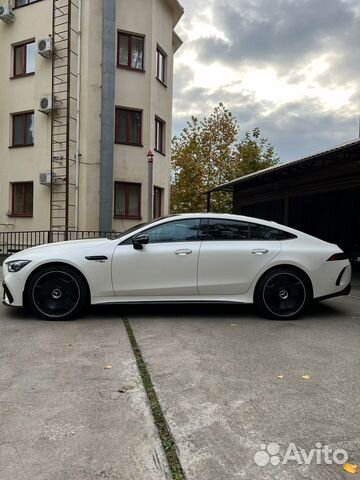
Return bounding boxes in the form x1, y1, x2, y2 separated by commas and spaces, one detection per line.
250, 223, 297, 240
202, 219, 296, 241
203, 219, 250, 240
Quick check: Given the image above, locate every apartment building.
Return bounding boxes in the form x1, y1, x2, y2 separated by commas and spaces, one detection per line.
0, 0, 183, 234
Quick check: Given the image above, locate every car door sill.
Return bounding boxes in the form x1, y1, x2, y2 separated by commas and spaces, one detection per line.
91, 298, 248, 305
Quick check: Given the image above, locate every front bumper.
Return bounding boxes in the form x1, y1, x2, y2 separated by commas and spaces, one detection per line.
2, 261, 30, 306
2, 281, 14, 306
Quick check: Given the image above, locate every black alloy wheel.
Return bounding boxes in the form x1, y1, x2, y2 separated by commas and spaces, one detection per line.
255, 268, 310, 319
26, 266, 87, 320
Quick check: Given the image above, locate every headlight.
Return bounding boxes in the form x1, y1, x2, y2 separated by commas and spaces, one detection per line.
6, 260, 31, 272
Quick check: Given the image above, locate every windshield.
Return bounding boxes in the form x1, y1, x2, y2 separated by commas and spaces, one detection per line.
109, 215, 177, 240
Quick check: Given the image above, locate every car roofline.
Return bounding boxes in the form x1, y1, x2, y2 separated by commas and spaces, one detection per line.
112, 212, 316, 243
171, 213, 304, 235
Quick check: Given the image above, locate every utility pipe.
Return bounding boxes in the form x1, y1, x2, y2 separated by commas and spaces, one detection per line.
74, 0, 82, 230
147, 150, 154, 222
99, 0, 116, 233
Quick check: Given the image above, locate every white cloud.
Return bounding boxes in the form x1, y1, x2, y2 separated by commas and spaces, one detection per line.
174, 0, 360, 159
226, 56, 355, 112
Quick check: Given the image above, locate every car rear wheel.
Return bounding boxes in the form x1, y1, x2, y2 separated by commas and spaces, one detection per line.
26, 266, 88, 320
254, 268, 310, 319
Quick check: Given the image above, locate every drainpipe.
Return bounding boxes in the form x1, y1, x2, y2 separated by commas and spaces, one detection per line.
99, 0, 116, 232
74, 0, 82, 230
147, 150, 154, 221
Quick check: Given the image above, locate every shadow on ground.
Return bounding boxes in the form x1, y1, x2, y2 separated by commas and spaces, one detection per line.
1, 300, 345, 324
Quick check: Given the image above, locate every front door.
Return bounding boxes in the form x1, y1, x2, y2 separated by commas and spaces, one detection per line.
111, 218, 201, 296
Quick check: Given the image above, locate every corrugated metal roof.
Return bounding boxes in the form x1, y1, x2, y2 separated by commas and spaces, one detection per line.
210, 138, 360, 192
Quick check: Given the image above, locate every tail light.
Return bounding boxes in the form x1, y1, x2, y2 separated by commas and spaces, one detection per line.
327, 252, 348, 261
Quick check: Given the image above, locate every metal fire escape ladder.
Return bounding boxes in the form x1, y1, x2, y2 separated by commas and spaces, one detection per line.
50, 0, 79, 235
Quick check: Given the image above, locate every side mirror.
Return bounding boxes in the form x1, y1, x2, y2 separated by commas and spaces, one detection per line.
132, 234, 149, 250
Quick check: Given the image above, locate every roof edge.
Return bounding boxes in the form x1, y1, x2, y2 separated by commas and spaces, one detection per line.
165, 0, 184, 26
172, 30, 183, 52
209, 138, 360, 193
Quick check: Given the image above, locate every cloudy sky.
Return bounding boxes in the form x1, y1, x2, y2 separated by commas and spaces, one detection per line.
172, 0, 360, 162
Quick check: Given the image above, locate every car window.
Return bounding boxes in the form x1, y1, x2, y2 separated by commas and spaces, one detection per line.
112, 215, 178, 239
144, 218, 201, 244
250, 223, 297, 240
203, 219, 250, 240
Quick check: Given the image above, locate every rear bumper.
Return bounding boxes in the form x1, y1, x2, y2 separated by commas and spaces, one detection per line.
315, 283, 351, 302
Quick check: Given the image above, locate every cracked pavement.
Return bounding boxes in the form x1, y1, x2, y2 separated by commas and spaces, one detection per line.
1, 267, 359, 479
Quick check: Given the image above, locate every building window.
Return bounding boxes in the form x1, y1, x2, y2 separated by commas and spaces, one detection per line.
12, 112, 34, 147
11, 182, 33, 217
154, 187, 163, 219
14, 0, 42, 7
13, 40, 35, 77
118, 32, 144, 71
156, 46, 167, 84
114, 182, 141, 219
155, 117, 165, 154
115, 108, 142, 146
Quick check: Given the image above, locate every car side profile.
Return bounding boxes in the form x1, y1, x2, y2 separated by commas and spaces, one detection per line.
2, 213, 351, 320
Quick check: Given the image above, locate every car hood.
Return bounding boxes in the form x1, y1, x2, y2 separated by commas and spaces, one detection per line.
6, 238, 111, 260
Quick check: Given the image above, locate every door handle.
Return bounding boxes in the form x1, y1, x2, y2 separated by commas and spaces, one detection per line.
174, 249, 192, 256
251, 249, 269, 255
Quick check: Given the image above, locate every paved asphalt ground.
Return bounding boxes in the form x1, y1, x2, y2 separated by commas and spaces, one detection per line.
0, 268, 359, 479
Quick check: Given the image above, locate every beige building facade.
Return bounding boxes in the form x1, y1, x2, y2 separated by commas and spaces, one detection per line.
0, 0, 183, 234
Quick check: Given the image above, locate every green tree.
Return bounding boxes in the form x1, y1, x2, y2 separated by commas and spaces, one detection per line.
171, 104, 279, 213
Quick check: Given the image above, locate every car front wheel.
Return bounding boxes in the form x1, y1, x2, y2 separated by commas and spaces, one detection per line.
26, 265, 88, 320
254, 268, 310, 319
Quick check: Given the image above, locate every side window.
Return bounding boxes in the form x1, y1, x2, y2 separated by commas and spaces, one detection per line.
15, 0, 40, 7
155, 117, 165, 154
250, 223, 297, 240
13, 40, 35, 77
12, 111, 34, 146
117, 32, 144, 71
115, 108, 142, 146
114, 182, 141, 219
156, 46, 167, 84
144, 219, 200, 244
11, 182, 33, 216
204, 219, 250, 240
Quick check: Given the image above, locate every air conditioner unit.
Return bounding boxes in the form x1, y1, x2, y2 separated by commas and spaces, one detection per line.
0, 4, 15, 24
39, 95, 61, 114
39, 172, 52, 185
37, 38, 52, 58
39, 96, 53, 113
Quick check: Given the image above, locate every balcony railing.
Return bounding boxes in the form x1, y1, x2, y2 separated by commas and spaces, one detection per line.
0, 230, 121, 257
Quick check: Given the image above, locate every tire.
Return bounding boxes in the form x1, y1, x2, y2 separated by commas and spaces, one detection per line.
26, 265, 88, 320
254, 267, 310, 320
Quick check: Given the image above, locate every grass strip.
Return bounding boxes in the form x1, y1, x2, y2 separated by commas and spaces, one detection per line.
123, 317, 186, 480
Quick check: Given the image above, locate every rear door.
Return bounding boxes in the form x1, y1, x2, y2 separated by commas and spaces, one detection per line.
198, 219, 282, 295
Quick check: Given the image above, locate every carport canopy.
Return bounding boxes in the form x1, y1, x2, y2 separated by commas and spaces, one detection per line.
207, 138, 360, 258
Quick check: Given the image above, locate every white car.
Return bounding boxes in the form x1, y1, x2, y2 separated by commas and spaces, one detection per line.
2, 213, 351, 320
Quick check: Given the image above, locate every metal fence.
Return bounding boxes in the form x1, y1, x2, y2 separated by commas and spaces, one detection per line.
0, 230, 121, 257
